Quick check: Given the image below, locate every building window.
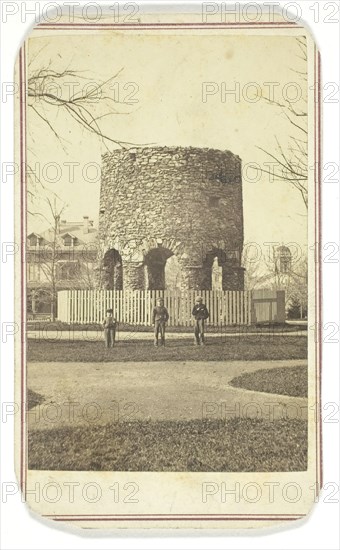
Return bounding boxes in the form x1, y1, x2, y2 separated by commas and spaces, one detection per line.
63, 235, 72, 246
28, 263, 40, 281
28, 234, 42, 247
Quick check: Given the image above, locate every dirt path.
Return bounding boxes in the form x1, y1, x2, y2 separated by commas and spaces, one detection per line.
27, 360, 308, 430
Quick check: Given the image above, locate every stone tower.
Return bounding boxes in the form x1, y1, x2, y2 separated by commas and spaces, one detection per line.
98, 146, 245, 290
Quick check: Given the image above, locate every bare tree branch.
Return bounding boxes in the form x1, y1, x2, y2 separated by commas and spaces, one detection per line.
28, 57, 138, 149
257, 38, 308, 210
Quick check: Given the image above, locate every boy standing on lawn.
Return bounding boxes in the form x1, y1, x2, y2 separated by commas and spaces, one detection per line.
192, 296, 209, 345
152, 297, 169, 347
103, 308, 117, 348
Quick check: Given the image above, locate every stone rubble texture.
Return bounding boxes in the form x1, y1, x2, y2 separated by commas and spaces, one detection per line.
98, 146, 245, 290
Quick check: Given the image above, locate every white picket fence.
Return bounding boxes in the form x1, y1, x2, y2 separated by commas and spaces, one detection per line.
57, 289, 253, 326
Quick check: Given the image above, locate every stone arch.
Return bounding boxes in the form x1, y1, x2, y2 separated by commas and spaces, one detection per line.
102, 248, 123, 290
144, 247, 175, 290
139, 237, 185, 260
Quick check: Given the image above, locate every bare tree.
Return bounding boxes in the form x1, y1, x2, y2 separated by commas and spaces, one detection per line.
26, 52, 139, 316
72, 259, 98, 290
242, 245, 262, 291
26, 52, 142, 209
287, 254, 308, 318
28, 196, 101, 320
29, 194, 67, 321
257, 38, 308, 209
66, 239, 100, 290
27, 54, 136, 151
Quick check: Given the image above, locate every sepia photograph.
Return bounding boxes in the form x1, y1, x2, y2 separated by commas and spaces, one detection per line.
14, 8, 322, 529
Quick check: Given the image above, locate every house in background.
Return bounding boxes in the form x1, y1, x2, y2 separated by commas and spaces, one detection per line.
27, 216, 98, 319
244, 245, 308, 319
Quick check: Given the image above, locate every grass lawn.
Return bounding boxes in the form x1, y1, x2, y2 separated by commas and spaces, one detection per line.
229, 365, 308, 397
28, 417, 307, 471
27, 336, 307, 362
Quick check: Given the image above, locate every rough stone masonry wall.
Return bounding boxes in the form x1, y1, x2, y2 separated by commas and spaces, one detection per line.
99, 146, 245, 290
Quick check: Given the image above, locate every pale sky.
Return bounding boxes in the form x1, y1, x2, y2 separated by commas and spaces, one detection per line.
26, 30, 308, 250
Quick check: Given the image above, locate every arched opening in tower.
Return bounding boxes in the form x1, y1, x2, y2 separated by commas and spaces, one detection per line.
165, 255, 182, 290
203, 247, 244, 290
102, 249, 123, 290
211, 257, 223, 290
203, 248, 226, 290
144, 247, 175, 290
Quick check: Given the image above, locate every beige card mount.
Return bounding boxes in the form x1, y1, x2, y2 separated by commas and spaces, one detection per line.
15, 7, 321, 530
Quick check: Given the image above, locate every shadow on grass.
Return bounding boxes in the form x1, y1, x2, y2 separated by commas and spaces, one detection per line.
28, 417, 307, 472
27, 389, 45, 410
